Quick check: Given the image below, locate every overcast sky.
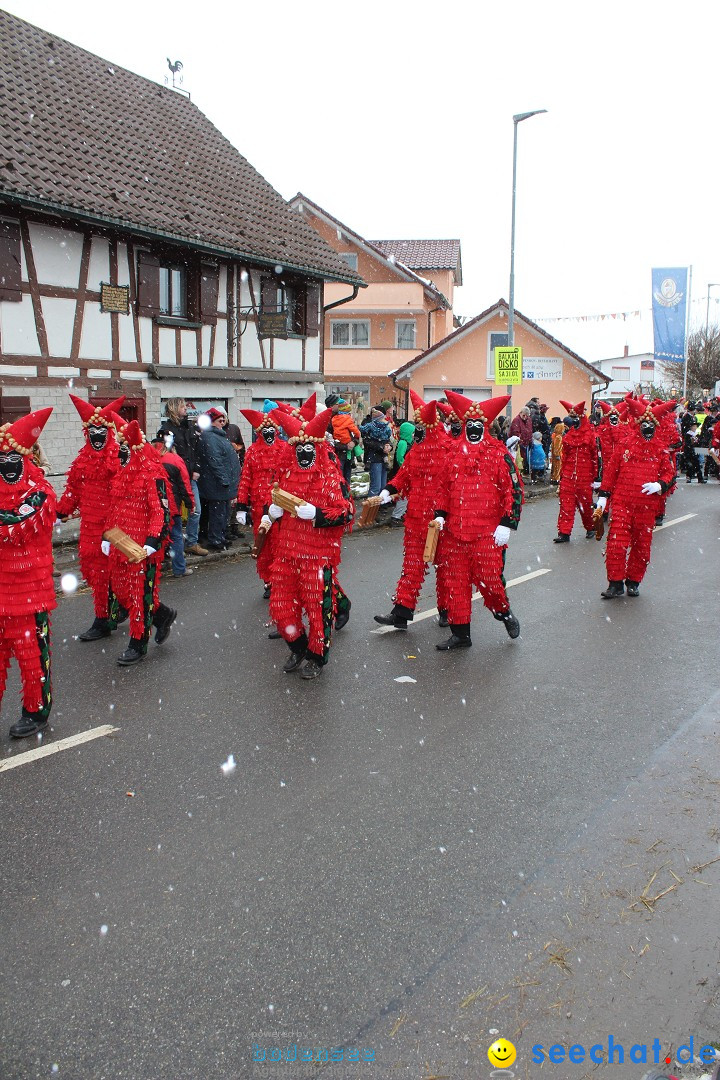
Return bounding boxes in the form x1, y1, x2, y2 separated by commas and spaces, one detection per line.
6, 0, 720, 361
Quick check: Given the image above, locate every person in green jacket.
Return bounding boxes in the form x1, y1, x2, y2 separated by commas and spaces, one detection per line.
389, 420, 415, 527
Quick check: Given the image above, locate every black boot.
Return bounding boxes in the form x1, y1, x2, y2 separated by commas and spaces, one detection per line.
78, 617, 112, 642
494, 608, 520, 638
268, 628, 282, 639
625, 580, 640, 597
553, 533, 570, 543
117, 639, 146, 666
299, 650, 324, 680
9, 709, 48, 739
334, 599, 351, 631
436, 623, 472, 650
654, 515, 664, 527
263, 583, 272, 599
585, 528, 596, 539
601, 580, 625, 599
283, 634, 307, 673
115, 605, 129, 625
374, 603, 413, 630
153, 604, 177, 645
437, 609, 449, 628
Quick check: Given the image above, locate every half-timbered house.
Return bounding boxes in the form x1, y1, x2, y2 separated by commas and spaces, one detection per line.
0, 11, 363, 475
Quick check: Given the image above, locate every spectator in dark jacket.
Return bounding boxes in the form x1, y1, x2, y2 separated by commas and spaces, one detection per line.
151, 431, 195, 577
159, 398, 206, 556
509, 407, 533, 474
360, 407, 392, 495
197, 408, 242, 550
534, 404, 552, 454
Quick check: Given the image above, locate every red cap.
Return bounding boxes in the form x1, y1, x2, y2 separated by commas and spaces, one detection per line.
205, 407, 225, 423
444, 390, 511, 425
123, 420, 145, 449
0, 407, 53, 455
69, 393, 125, 426
559, 400, 586, 416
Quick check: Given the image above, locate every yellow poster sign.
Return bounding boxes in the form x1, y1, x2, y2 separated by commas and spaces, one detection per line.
494, 346, 523, 385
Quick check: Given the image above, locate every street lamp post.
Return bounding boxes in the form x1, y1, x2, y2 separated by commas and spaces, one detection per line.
507, 109, 547, 407
705, 283, 720, 332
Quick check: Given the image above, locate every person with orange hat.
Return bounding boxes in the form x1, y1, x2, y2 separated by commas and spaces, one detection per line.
0, 406, 57, 737
104, 419, 174, 666
596, 400, 676, 598
553, 400, 600, 543
432, 391, 524, 650
374, 391, 451, 630
56, 394, 127, 640
236, 408, 286, 598
264, 406, 353, 679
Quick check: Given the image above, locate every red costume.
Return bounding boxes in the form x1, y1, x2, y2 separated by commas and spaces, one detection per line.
433, 391, 524, 649
554, 400, 600, 542
56, 394, 126, 640
237, 409, 285, 591
0, 407, 57, 738
266, 407, 353, 679
106, 419, 173, 665
598, 400, 676, 597
374, 392, 451, 629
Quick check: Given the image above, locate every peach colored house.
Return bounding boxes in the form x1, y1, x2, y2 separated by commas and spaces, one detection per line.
390, 300, 610, 419
290, 194, 461, 418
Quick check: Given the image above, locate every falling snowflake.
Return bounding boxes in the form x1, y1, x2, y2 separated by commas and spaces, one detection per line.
221, 754, 236, 776
60, 573, 78, 594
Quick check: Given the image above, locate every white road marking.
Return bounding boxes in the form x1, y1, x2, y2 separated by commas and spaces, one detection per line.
653, 512, 697, 532
0, 724, 119, 774
371, 568, 552, 634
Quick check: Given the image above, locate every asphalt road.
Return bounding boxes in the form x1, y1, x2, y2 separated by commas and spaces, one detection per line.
1, 485, 718, 1080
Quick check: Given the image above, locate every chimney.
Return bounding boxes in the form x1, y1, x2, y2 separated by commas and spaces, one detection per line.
623, 345, 629, 357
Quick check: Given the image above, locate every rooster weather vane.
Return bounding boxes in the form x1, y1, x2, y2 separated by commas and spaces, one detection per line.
165, 58, 184, 90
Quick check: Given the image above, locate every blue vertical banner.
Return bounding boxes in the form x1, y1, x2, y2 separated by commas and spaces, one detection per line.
652, 267, 688, 361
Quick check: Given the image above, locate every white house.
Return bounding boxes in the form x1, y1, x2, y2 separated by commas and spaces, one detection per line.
591, 348, 677, 400
0, 10, 363, 475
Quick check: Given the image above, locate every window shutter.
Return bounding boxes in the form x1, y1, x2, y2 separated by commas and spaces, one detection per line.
0, 393, 31, 424
0, 220, 22, 302
261, 276, 277, 313
199, 263, 219, 324
137, 252, 160, 317
304, 284, 320, 337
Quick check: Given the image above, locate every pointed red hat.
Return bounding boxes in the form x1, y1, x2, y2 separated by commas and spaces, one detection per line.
109, 411, 128, 440
559, 400, 586, 416
652, 400, 677, 420
409, 390, 439, 425
597, 400, 618, 415
444, 389, 510, 425
272, 406, 333, 443
627, 398, 673, 425
240, 408, 280, 432
409, 389, 426, 417
298, 392, 317, 421
436, 401, 453, 419
122, 420, 146, 450
0, 407, 53, 455
69, 393, 125, 427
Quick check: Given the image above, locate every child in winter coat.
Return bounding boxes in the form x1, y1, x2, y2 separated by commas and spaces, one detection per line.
331, 401, 361, 484
550, 422, 566, 484
529, 430, 547, 482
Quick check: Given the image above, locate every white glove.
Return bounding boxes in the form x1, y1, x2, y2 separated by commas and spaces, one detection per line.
596, 496, 607, 512
268, 504, 284, 520
493, 524, 511, 547
143, 544, 157, 557
236, 511, 247, 526
296, 502, 317, 521
432, 516, 445, 531
260, 515, 272, 530
641, 481, 662, 495
378, 489, 392, 505
101, 540, 111, 556
591, 481, 601, 489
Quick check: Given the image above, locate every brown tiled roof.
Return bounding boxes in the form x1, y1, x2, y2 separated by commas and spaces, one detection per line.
373, 239, 462, 273
0, 10, 363, 285
390, 299, 610, 385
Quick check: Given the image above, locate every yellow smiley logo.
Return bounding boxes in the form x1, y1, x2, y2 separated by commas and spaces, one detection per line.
487, 1038, 517, 1068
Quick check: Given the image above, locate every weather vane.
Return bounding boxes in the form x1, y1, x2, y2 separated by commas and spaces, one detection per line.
165, 58, 184, 90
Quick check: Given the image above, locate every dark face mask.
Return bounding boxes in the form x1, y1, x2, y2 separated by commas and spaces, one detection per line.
295, 443, 316, 470
640, 421, 656, 441
449, 421, 462, 438
118, 443, 130, 467
566, 417, 580, 429
609, 414, 619, 427
414, 426, 426, 444
0, 451, 24, 485
88, 424, 108, 451
466, 419, 484, 444
261, 427, 276, 446
591, 410, 602, 426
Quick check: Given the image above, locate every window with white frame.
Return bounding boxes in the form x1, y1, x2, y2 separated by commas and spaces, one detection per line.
395, 320, 416, 349
331, 320, 370, 348
487, 331, 509, 378
611, 366, 631, 381
339, 252, 358, 271
159, 264, 187, 317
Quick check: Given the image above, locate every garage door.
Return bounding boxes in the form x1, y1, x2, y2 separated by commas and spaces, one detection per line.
422, 386, 493, 401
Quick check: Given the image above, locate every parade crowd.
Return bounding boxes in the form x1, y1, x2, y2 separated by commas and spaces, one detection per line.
0, 387, 716, 737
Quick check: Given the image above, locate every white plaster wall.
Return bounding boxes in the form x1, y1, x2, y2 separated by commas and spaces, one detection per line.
0, 294, 41, 355
305, 336, 320, 372
181, 330, 196, 366
118, 312, 137, 363
211, 325, 227, 367
201, 325, 211, 366
79, 301, 112, 361
241, 327, 264, 368
139, 317, 152, 365
41, 296, 75, 358
117, 243, 130, 287
27, 385, 89, 480
87, 236, 110, 289
273, 337, 303, 371
159, 327, 176, 365
28, 223, 83, 288
217, 266, 227, 313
